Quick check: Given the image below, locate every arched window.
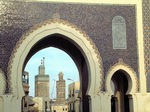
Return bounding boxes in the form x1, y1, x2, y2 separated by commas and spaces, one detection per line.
112, 16, 127, 49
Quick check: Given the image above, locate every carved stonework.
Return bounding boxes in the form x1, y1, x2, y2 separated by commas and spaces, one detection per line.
144, 98, 150, 112
118, 58, 123, 63
52, 13, 60, 20
105, 59, 139, 92
7, 19, 104, 93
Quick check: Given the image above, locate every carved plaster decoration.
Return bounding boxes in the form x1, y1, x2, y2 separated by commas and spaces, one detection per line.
0, 68, 5, 94
118, 58, 123, 63
7, 18, 104, 94
144, 98, 150, 112
52, 13, 60, 20
105, 58, 139, 94
112, 16, 127, 49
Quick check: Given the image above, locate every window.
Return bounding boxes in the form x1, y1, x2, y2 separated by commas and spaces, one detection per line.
112, 16, 127, 49
72, 89, 74, 97
73, 103, 75, 110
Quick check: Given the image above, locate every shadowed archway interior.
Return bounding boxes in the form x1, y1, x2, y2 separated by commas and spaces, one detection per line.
111, 71, 130, 112
23, 34, 90, 112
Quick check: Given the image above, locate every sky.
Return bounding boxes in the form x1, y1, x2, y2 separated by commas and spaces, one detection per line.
25, 47, 79, 99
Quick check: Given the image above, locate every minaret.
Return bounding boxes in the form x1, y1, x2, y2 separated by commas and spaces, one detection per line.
35, 57, 50, 98
56, 72, 66, 104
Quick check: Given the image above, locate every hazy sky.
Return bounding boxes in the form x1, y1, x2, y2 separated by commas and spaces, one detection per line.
25, 47, 79, 99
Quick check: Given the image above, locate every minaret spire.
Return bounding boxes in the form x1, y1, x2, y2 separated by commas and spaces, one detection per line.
43, 57, 45, 66
38, 57, 45, 75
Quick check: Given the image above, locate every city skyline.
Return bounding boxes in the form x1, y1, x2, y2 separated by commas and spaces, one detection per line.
25, 47, 79, 99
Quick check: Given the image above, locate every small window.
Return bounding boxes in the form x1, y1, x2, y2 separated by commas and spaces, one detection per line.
112, 16, 127, 49
72, 89, 74, 97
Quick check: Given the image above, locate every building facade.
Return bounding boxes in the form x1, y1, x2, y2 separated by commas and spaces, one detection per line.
22, 71, 30, 112
51, 102, 68, 112
68, 82, 80, 112
22, 71, 37, 112
0, 0, 150, 112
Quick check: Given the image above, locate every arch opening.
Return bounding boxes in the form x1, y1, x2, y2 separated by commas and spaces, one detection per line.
111, 70, 131, 112
22, 34, 90, 112
8, 19, 102, 112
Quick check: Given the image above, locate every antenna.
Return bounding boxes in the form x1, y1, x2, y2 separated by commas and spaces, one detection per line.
51, 79, 56, 99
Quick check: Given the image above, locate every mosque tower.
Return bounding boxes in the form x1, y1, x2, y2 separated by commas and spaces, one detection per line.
35, 57, 50, 98
56, 72, 66, 104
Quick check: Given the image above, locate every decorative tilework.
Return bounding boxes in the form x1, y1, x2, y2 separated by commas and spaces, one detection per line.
0, 1, 137, 92
143, 0, 150, 91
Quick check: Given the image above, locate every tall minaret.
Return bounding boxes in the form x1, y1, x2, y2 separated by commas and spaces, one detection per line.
35, 57, 50, 98
56, 72, 66, 104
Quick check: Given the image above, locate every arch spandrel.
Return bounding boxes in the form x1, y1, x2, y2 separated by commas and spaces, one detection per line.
105, 59, 138, 95
7, 19, 104, 97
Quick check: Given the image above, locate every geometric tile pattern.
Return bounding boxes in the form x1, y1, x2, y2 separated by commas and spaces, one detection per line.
143, 0, 150, 72
0, 1, 138, 92
143, 0, 150, 91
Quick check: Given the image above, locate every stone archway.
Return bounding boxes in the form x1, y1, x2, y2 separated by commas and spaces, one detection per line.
8, 19, 103, 112
106, 59, 138, 95
105, 59, 138, 112
111, 70, 130, 112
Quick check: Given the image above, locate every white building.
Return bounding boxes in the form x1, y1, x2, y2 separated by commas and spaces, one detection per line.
68, 82, 80, 112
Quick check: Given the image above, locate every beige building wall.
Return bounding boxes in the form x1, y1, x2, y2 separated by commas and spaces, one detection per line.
33, 97, 45, 112
51, 104, 68, 112
68, 82, 80, 112
33, 97, 50, 112
0, 97, 3, 112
